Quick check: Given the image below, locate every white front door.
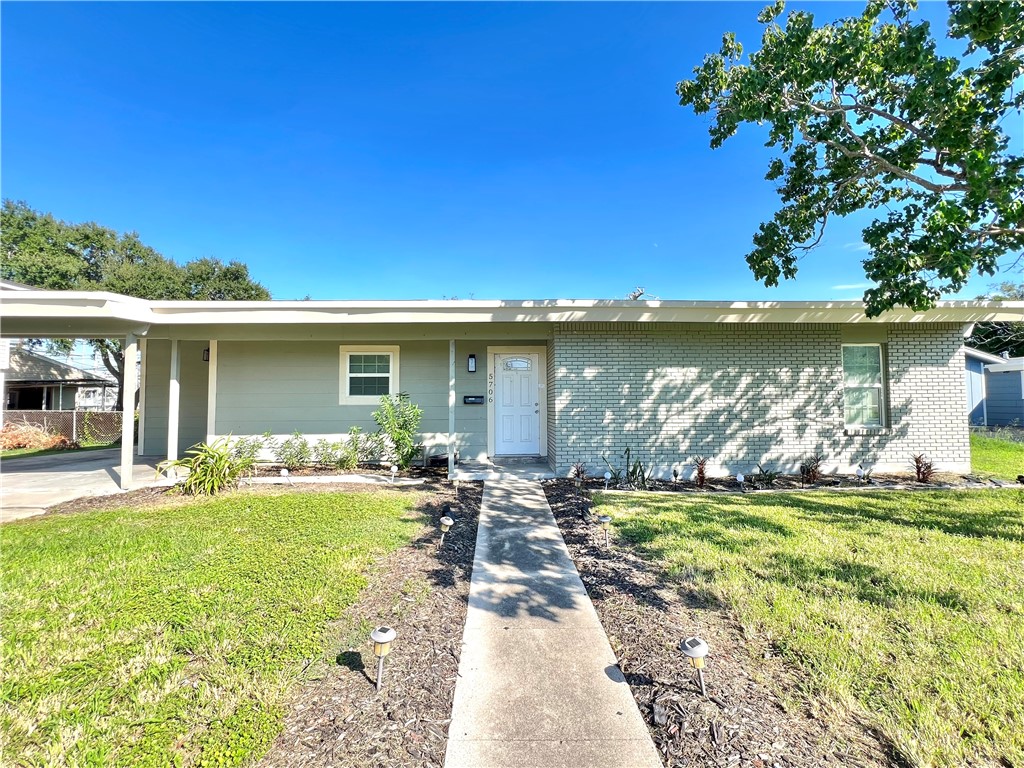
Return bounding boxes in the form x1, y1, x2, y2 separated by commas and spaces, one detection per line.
493, 353, 540, 455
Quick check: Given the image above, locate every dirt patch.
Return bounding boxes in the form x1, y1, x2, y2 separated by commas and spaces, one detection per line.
545, 480, 894, 768
260, 482, 481, 768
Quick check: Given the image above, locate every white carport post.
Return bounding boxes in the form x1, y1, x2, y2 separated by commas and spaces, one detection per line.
119, 334, 139, 490
448, 339, 456, 478
166, 339, 180, 477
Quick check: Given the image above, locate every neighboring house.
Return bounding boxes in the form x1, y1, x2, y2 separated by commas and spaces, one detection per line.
2, 345, 115, 411
981, 355, 1024, 427
964, 347, 1006, 426
3, 285, 1024, 488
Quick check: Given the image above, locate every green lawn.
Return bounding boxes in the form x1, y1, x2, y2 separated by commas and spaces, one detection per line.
597, 489, 1024, 768
972, 430, 1024, 480
1, 490, 422, 767
1, 442, 116, 460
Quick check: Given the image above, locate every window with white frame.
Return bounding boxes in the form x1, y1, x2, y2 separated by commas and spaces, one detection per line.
339, 346, 399, 404
842, 344, 886, 427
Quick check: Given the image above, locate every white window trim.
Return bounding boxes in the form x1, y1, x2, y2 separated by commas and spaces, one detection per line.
339, 345, 400, 405
842, 343, 887, 429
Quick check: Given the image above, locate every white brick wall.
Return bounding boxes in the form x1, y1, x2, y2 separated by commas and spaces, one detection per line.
550, 322, 970, 477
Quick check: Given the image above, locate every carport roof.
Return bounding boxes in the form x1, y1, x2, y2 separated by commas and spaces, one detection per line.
2, 285, 1024, 338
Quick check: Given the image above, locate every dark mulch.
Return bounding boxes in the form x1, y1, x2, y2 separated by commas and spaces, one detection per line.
545, 480, 895, 768
260, 482, 481, 768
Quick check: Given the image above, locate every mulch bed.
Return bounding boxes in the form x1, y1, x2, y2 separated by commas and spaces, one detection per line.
545, 480, 897, 768
260, 481, 481, 768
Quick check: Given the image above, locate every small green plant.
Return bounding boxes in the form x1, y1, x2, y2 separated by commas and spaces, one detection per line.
313, 439, 342, 469
373, 393, 423, 469
276, 431, 312, 470
912, 453, 936, 483
602, 456, 624, 487
232, 434, 264, 464
799, 455, 824, 485
158, 437, 249, 495
623, 447, 653, 490
753, 463, 780, 489
691, 455, 709, 488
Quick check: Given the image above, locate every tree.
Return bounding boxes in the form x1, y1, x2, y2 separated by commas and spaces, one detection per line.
677, 0, 1024, 316
968, 281, 1024, 357
0, 200, 270, 408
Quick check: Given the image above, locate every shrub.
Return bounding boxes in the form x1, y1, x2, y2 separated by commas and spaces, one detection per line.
799, 455, 824, 485
372, 393, 423, 469
0, 422, 72, 451
313, 439, 341, 469
276, 431, 312, 470
623, 447, 652, 490
691, 455, 709, 488
231, 435, 264, 465
602, 456, 624, 487
158, 438, 248, 495
753, 463, 780, 489
911, 453, 936, 483
571, 461, 587, 480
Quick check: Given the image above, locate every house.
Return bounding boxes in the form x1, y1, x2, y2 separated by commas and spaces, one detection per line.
977, 353, 1024, 426
2, 285, 1023, 488
2, 345, 115, 411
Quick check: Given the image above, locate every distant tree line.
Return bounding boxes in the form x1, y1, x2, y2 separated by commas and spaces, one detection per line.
1, 200, 270, 409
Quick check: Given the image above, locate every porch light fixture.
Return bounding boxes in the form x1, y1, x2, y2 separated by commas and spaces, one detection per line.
598, 514, 612, 547
390, 464, 398, 484
736, 472, 745, 493
202, 347, 210, 362
604, 471, 612, 491
467, 354, 477, 373
680, 636, 710, 696
370, 626, 397, 692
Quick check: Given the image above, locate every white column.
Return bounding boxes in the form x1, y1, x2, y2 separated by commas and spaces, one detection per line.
206, 340, 218, 443
166, 339, 181, 474
119, 334, 138, 490
448, 339, 456, 478
137, 338, 148, 453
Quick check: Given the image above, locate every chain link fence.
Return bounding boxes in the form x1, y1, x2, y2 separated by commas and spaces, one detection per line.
2, 410, 124, 444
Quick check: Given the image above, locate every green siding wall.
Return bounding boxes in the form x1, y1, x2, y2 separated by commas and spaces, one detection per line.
141, 340, 209, 455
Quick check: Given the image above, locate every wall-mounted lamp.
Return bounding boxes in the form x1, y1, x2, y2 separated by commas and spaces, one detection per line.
202, 348, 210, 362
467, 354, 477, 373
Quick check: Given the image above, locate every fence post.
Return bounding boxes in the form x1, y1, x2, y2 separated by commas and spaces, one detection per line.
72, 411, 78, 443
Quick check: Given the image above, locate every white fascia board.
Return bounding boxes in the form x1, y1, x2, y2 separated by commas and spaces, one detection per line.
986, 359, 1024, 372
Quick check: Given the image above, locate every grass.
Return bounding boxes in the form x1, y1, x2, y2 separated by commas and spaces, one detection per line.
1, 442, 116, 460
597, 489, 1024, 768
1, 490, 423, 767
971, 430, 1024, 480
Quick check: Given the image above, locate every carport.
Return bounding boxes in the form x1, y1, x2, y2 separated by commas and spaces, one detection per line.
1, 287, 153, 490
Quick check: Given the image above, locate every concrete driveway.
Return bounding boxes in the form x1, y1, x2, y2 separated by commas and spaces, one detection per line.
0, 448, 163, 523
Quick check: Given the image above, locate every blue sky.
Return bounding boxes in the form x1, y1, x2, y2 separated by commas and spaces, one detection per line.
0, 1, 997, 302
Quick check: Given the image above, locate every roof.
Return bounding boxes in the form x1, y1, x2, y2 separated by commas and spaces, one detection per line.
986, 358, 1024, 372
2, 286, 1024, 338
3, 346, 116, 386
964, 347, 1008, 364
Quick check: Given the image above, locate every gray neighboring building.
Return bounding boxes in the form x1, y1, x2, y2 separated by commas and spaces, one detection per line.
3, 285, 1024, 487
2, 345, 115, 411
964, 347, 1006, 426
980, 355, 1024, 426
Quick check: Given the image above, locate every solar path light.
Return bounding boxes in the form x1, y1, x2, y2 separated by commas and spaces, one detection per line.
439, 515, 455, 547
736, 472, 745, 493
370, 626, 397, 692
855, 466, 865, 483
680, 636, 710, 696
598, 514, 612, 547
390, 464, 398, 484
604, 471, 612, 491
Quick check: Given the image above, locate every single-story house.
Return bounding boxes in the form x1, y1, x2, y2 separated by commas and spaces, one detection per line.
2, 285, 1023, 488
2, 345, 115, 411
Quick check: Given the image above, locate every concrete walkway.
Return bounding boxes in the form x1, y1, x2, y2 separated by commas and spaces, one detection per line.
445, 480, 661, 768
0, 449, 163, 523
